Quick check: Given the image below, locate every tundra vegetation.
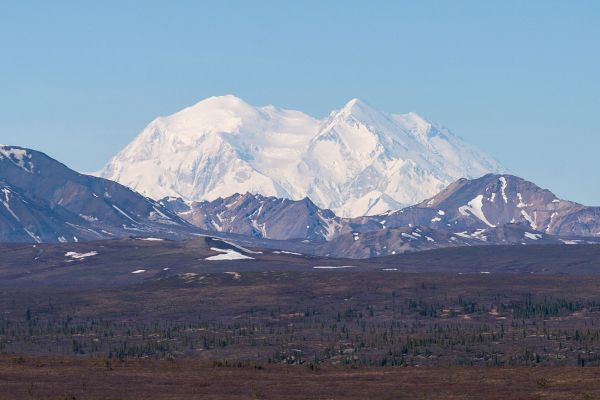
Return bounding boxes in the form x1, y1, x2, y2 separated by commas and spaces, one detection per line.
2, 242, 600, 398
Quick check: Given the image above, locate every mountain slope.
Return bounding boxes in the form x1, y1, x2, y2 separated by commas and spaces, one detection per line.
0, 145, 197, 243
378, 174, 600, 237
99, 95, 505, 217
300, 100, 505, 215
0, 182, 83, 243
315, 224, 569, 259
160, 174, 600, 258
160, 193, 350, 241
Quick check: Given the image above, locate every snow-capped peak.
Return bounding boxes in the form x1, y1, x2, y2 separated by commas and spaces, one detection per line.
99, 95, 506, 217
326, 98, 394, 131
337, 98, 376, 116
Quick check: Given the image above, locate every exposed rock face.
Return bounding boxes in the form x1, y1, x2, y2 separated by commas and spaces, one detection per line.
0, 145, 197, 243
162, 174, 600, 258
314, 224, 572, 259
377, 174, 600, 238
160, 193, 349, 241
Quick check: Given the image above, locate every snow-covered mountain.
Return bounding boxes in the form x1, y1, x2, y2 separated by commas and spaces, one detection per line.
99, 95, 505, 217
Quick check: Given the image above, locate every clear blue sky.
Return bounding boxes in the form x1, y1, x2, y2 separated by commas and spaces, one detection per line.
1, 1, 599, 204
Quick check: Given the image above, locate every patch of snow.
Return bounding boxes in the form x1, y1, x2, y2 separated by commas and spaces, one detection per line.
1, 188, 20, 221
520, 209, 537, 230
79, 214, 99, 222
112, 204, 137, 223
138, 237, 164, 241
212, 239, 262, 254
458, 195, 496, 227
0, 147, 34, 172
272, 250, 302, 256
205, 248, 255, 261
499, 176, 508, 203
471, 229, 487, 241
65, 251, 98, 260
224, 271, 241, 279
131, 269, 146, 274
150, 206, 169, 220
252, 219, 267, 237
455, 229, 487, 241
524, 232, 542, 240
516, 193, 531, 208
546, 212, 559, 233
313, 265, 356, 269
24, 228, 41, 243
560, 239, 581, 245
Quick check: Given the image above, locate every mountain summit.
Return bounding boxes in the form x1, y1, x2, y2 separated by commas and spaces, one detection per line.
99, 95, 505, 217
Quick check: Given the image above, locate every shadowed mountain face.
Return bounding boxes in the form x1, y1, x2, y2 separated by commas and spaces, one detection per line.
0, 145, 198, 243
